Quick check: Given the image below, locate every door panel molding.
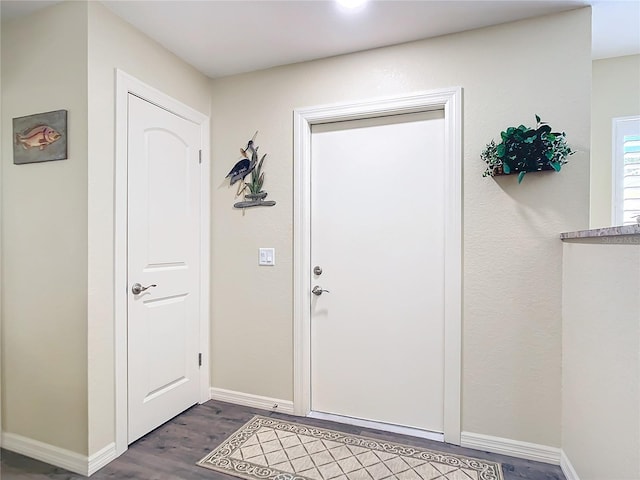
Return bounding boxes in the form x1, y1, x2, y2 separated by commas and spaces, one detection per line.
115, 70, 210, 456
293, 88, 462, 444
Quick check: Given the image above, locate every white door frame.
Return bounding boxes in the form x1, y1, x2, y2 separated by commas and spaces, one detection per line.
114, 70, 211, 456
292, 88, 462, 445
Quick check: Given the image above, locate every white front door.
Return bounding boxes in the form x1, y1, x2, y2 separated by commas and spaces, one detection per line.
127, 94, 202, 443
310, 111, 446, 434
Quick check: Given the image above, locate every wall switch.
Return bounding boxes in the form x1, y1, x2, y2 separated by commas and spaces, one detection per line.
259, 248, 275, 266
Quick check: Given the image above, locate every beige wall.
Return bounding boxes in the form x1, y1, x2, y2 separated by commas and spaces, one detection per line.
1, 5, 4, 446
0, 0, 210, 458
86, 1, 210, 455
210, 9, 591, 447
591, 55, 640, 228
1, 1, 89, 454
0, 0, 594, 460
562, 240, 640, 480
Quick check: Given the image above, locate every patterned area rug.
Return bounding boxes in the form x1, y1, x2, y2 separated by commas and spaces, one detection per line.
198, 416, 503, 480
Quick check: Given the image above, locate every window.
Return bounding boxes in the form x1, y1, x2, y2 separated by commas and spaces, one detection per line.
612, 116, 640, 225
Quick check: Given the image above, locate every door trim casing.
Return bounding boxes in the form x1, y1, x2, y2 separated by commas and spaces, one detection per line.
293, 88, 462, 444
114, 70, 211, 456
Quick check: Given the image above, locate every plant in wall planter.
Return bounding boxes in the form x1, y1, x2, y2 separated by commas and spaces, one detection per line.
481, 115, 574, 183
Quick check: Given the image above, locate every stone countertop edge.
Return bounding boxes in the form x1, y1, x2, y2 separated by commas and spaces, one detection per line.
560, 224, 640, 240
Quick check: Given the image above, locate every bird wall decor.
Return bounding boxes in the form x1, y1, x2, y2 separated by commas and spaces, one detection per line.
226, 131, 258, 190
226, 132, 276, 209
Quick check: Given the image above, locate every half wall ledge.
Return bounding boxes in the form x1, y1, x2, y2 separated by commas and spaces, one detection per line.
560, 224, 640, 243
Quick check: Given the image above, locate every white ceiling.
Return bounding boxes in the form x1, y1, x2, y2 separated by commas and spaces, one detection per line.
591, 0, 640, 59
2, 0, 639, 79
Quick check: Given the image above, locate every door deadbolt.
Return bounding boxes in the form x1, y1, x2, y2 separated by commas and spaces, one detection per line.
313, 266, 323, 275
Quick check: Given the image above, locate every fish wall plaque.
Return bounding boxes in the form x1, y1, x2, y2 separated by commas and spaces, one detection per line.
13, 110, 67, 165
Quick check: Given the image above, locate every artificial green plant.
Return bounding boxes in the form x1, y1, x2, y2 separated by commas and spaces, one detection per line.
482, 115, 574, 183
245, 153, 267, 194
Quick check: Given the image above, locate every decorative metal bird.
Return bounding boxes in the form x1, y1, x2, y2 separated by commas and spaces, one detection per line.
240, 131, 258, 159
226, 131, 259, 186
226, 158, 253, 185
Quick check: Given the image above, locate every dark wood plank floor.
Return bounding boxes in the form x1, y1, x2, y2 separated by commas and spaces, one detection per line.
1, 400, 566, 480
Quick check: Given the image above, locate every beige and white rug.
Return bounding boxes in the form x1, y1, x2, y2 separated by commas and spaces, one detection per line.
197, 416, 503, 480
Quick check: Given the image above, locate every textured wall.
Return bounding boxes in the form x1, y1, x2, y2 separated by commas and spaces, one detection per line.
0, 2, 593, 458
1, 1, 89, 454
86, 0, 210, 455
1, 0, 211, 458
209, 9, 591, 447
562, 241, 640, 480
590, 54, 640, 228
1, 0, 4, 448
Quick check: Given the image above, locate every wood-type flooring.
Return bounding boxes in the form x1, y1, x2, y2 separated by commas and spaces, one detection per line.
0, 400, 566, 480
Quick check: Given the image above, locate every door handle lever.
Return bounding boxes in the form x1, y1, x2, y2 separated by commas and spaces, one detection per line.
132, 283, 157, 295
312, 286, 330, 296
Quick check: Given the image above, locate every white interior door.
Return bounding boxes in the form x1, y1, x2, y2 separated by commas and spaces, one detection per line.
127, 94, 202, 443
310, 111, 446, 433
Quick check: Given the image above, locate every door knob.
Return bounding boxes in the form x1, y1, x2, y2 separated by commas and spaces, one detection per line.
312, 285, 330, 296
132, 283, 157, 295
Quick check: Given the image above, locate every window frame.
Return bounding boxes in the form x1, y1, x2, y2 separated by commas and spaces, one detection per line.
612, 115, 640, 225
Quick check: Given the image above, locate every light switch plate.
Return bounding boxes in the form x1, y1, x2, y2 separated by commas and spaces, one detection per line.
259, 248, 275, 266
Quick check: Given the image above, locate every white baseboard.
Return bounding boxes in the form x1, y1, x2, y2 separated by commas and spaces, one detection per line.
209, 387, 294, 415
1, 432, 117, 477
1, 431, 89, 475
560, 450, 581, 480
88, 442, 117, 476
460, 431, 561, 465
